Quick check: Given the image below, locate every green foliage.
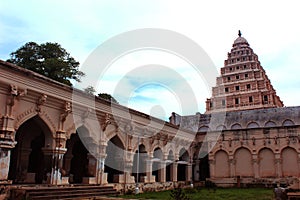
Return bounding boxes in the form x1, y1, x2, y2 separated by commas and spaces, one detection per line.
84, 86, 96, 95
7, 42, 84, 86
121, 188, 274, 200
98, 93, 119, 104
170, 188, 190, 200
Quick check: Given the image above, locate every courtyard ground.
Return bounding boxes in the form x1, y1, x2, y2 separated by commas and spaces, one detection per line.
120, 188, 274, 200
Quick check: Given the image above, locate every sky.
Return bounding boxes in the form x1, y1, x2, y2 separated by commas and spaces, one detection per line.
1, 0, 300, 121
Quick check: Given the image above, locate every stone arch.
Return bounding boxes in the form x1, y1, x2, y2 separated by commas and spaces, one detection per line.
215, 150, 230, 178
198, 126, 210, 132
231, 123, 242, 130
165, 150, 174, 182
177, 148, 189, 181
282, 147, 298, 177
150, 143, 164, 154
64, 128, 90, 184
104, 135, 125, 183
15, 109, 56, 136
216, 125, 226, 131
247, 122, 260, 129
9, 115, 54, 183
132, 144, 148, 183
152, 147, 163, 182
264, 121, 277, 128
234, 147, 253, 177
258, 148, 276, 177
105, 131, 126, 150
71, 120, 97, 140
282, 119, 295, 127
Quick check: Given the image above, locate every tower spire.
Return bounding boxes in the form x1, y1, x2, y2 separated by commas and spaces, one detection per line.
238, 30, 242, 37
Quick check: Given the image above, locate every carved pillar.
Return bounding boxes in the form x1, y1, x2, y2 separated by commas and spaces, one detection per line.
94, 143, 108, 185
194, 160, 200, 181
123, 151, 135, 184
96, 155, 107, 185
171, 162, 178, 182
145, 159, 155, 183
158, 161, 166, 183
0, 130, 16, 183
186, 163, 193, 182
0, 85, 24, 182
46, 131, 67, 185
49, 147, 67, 185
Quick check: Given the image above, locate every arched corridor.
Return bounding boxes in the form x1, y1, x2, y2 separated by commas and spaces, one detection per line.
8, 116, 52, 184
152, 148, 163, 182
166, 150, 174, 182
63, 127, 89, 183
104, 135, 125, 183
132, 144, 147, 183
177, 148, 189, 181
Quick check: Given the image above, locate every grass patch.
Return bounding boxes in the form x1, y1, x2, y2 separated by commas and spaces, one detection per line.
121, 188, 274, 200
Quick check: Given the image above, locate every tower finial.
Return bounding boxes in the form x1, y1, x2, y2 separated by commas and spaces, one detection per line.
238, 30, 242, 37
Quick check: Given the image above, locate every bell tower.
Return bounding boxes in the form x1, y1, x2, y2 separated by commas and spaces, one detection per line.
206, 31, 283, 113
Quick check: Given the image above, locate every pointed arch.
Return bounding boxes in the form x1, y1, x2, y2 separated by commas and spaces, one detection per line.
234, 147, 253, 177
15, 109, 56, 135
215, 150, 229, 178
258, 148, 275, 177
282, 147, 298, 177
9, 115, 53, 183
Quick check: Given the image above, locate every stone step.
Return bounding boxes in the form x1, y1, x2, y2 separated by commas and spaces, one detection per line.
29, 190, 118, 200
11, 185, 118, 200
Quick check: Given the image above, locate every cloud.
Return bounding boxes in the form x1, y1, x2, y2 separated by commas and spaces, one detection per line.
1, 0, 300, 119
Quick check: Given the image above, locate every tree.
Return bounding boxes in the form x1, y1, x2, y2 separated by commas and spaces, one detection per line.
7, 42, 84, 86
84, 86, 96, 95
98, 93, 119, 104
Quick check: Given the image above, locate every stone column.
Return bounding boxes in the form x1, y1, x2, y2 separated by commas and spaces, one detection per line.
171, 162, 178, 182
158, 161, 166, 183
186, 163, 193, 182
194, 160, 200, 181
94, 143, 108, 185
47, 147, 67, 185
0, 147, 12, 183
0, 118, 16, 183
145, 160, 155, 183
123, 157, 135, 184
96, 156, 108, 185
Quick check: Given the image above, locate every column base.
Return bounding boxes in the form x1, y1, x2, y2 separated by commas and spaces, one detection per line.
113, 173, 135, 184
97, 172, 108, 185
140, 175, 155, 183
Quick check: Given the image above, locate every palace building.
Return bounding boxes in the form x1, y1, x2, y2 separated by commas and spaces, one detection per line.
171, 31, 300, 187
0, 31, 299, 197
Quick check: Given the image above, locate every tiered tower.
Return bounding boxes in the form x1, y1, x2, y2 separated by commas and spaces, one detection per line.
205, 31, 283, 113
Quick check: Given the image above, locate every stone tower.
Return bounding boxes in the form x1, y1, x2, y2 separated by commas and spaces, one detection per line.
205, 31, 283, 113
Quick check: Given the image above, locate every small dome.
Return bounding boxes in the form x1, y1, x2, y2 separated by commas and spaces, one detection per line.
233, 30, 249, 45
234, 36, 248, 45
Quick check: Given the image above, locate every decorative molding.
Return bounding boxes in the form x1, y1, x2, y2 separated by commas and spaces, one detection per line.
36, 94, 47, 113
